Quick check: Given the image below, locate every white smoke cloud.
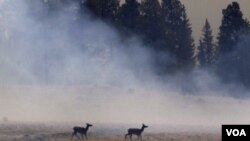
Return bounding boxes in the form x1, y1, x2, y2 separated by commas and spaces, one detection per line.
0, 0, 155, 86
0, 0, 250, 129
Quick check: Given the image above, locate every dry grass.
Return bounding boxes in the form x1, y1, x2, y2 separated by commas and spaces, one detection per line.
0, 123, 220, 141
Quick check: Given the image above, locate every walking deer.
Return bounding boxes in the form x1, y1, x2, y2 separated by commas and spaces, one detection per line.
71, 123, 93, 140
125, 124, 148, 141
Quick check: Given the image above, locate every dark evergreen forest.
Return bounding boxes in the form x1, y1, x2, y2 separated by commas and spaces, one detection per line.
28, 0, 250, 89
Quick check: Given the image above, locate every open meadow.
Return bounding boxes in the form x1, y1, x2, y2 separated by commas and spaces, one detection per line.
0, 123, 220, 141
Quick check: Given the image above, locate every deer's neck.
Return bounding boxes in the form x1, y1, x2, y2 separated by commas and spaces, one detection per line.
140, 127, 145, 132
86, 125, 90, 131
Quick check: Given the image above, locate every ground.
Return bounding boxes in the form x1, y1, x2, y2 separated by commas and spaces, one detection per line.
0, 123, 220, 141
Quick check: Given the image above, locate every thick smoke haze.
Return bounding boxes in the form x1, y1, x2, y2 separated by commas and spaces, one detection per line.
1, 0, 250, 128
0, 0, 147, 86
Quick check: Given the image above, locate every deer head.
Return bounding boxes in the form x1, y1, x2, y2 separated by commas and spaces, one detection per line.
142, 124, 148, 128
87, 123, 93, 127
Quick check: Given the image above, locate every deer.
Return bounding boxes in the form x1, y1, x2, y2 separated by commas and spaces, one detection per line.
71, 123, 93, 140
125, 124, 148, 141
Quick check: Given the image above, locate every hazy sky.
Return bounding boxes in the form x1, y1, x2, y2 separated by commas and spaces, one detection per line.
181, 0, 250, 44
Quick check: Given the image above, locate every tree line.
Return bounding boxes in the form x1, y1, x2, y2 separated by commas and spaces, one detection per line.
82, 0, 250, 87
84, 0, 195, 74
35, 0, 250, 88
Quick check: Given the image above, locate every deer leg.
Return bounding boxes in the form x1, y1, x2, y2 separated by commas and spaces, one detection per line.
71, 131, 76, 140
85, 134, 88, 140
139, 135, 143, 141
75, 133, 80, 140
125, 134, 129, 140
130, 135, 132, 141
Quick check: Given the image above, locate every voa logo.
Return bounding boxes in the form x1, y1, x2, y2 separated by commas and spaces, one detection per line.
226, 129, 246, 136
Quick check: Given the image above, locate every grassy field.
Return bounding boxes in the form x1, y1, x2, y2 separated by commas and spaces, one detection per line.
0, 123, 220, 141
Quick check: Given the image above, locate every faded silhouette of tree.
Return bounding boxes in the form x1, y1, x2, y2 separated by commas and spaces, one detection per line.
217, 2, 250, 87
84, 0, 120, 23
218, 2, 249, 54
117, 0, 141, 35
162, 0, 195, 70
197, 19, 215, 68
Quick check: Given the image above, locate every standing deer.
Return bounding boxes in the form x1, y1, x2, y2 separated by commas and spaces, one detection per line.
71, 123, 93, 140
125, 124, 148, 141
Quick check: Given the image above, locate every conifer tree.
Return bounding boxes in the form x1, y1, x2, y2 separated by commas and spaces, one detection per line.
84, 0, 120, 22
118, 0, 140, 34
162, 0, 195, 69
139, 0, 165, 48
197, 19, 215, 68
217, 2, 250, 87
218, 2, 250, 54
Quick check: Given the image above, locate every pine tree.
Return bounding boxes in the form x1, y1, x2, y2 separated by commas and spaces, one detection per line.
117, 0, 141, 34
197, 40, 206, 67
162, 0, 195, 69
162, 0, 183, 33
139, 0, 165, 48
177, 7, 195, 68
197, 19, 214, 68
84, 0, 120, 23
139, 0, 174, 74
217, 2, 250, 87
218, 2, 249, 54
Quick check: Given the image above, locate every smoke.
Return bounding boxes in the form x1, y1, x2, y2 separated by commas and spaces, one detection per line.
1, 0, 250, 128
0, 0, 149, 86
